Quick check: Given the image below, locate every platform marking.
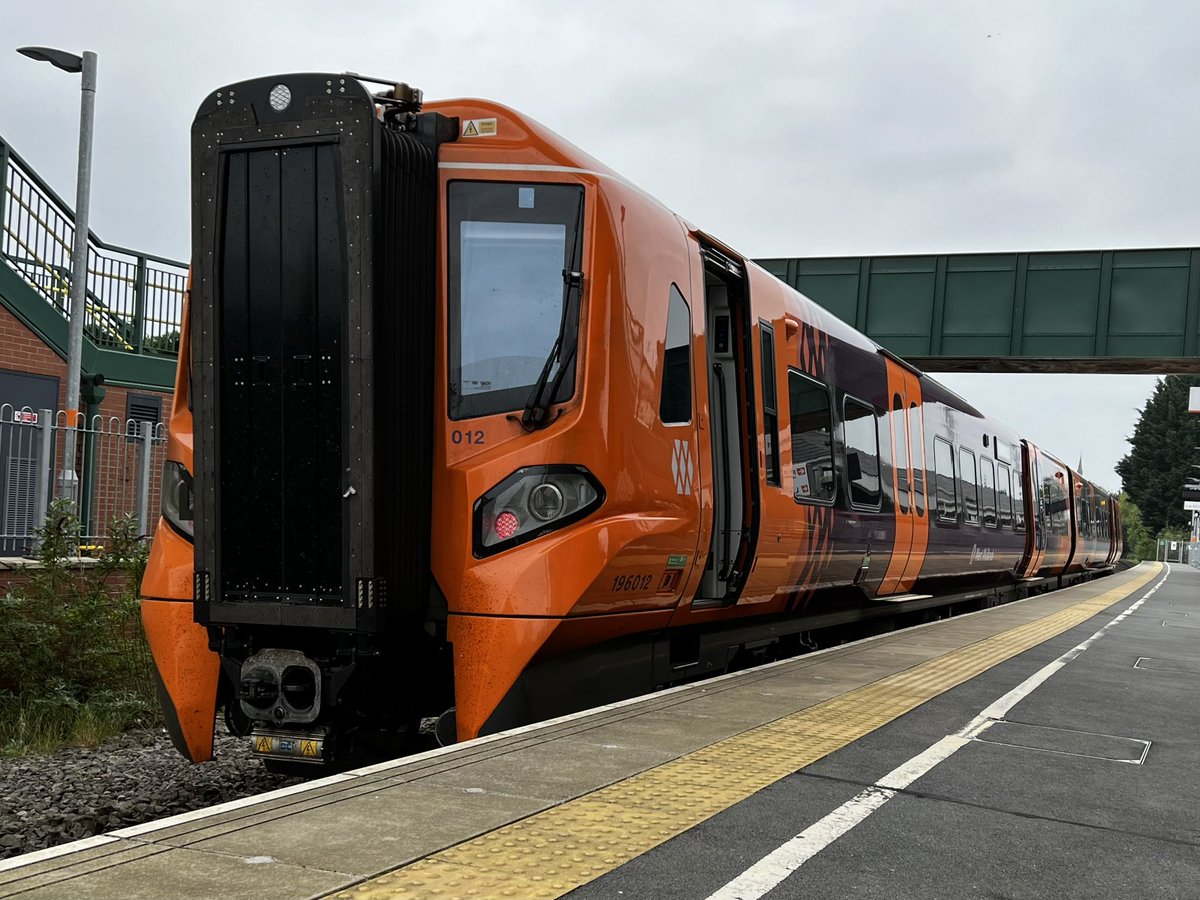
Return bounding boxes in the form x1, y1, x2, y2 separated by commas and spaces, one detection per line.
333, 564, 1163, 900
707, 564, 1171, 900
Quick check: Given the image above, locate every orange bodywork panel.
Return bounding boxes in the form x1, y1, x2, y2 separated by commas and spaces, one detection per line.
448, 613, 558, 741
141, 595, 219, 763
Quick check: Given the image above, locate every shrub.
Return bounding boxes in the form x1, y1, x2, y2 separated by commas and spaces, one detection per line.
0, 500, 158, 755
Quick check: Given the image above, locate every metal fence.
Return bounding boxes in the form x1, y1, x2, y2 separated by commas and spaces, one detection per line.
1155, 537, 1200, 568
0, 133, 187, 355
0, 403, 167, 556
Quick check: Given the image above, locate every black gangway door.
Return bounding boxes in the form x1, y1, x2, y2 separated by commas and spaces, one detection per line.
217, 142, 345, 607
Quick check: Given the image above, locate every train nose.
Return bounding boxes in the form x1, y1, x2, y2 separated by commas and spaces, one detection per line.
238, 650, 323, 725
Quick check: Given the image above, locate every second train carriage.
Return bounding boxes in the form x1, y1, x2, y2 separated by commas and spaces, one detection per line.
142, 74, 1122, 767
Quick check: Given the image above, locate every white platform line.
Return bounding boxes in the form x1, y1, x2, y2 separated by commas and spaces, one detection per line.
0, 835, 120, 874
706, 565, 1171, 900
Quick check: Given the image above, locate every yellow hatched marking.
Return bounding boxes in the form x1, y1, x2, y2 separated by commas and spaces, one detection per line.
338, 565, 1160, 900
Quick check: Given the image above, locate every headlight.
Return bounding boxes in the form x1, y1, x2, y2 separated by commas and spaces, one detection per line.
473, 465, 604, 557
161, 461, 194, 540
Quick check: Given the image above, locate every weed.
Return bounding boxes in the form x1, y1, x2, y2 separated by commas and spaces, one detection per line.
0, 501, 159, 755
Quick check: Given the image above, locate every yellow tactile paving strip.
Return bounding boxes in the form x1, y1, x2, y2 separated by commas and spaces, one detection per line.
336, 565, 1161, 900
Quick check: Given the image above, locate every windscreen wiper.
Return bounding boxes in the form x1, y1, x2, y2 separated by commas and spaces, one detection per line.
519, 195, 585, 432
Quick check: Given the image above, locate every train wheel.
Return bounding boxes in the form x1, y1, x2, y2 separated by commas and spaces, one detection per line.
435, 708, 457, 746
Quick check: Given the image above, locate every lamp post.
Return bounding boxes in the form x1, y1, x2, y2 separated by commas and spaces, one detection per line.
17, 46, 97, 505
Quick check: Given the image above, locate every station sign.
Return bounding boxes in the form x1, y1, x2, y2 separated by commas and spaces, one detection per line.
1191, 386, 1200, 414
1185, 500, 1200, 512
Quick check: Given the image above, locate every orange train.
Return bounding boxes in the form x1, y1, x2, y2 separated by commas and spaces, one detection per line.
143, 73, 1122, 767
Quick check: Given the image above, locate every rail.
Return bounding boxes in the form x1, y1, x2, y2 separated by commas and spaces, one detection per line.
0, 133, 187, 357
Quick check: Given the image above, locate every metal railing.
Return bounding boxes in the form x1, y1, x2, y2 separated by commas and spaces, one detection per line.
0, 133, 187, 355
0, 403, 167, 555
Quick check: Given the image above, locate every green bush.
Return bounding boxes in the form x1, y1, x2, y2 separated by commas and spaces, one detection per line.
0, 500, 159, 755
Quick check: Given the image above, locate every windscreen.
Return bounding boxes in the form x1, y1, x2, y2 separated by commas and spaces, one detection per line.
448, 182, 584, 419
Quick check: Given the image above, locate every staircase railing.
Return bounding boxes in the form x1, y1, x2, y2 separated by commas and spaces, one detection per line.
0, 133, 187, 356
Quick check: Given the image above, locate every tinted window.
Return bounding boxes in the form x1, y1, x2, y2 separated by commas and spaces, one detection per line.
980, 457, 997, 527
1013, 468, 1026, 531
934, 437, 957, 520
844, 397, 881, 508
659, 285, 692, 424
908, 403, 925, 517
997, 463, 1013, 528
760, 324, 780, 485
960, 448, 979, 524
789, 371, 834, 503
892, 394, 909, 514
448, 182, 584, 420
1043, 474, 1069, 536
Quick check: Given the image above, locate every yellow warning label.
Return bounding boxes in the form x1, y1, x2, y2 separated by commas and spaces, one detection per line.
461, 118, 497, 138
254, 736, 273, 753
300, 740, 320, 758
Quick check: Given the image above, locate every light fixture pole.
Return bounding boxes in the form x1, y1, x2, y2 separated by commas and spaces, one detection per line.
18, 46, 97, 505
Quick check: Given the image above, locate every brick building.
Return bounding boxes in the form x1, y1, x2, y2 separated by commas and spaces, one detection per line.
1, 133, 184, 551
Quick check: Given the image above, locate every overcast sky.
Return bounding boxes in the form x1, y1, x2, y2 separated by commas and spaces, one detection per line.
3, 1, 1197, 490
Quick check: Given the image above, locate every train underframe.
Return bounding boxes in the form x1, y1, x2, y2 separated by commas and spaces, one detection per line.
212, 565, 1111, 773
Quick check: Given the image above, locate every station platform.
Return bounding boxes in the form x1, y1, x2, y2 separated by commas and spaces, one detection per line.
2, 561, 1195, 899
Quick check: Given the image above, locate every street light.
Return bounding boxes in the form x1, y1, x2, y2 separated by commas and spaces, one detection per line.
17, 46, 97, 505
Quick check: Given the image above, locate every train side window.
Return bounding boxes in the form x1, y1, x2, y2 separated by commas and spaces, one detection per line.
1013, 469, 1026, 532
843, 396, 881, 509
959, 447, 979, 525
759, 323, 780, 486
908, 402, 925, 518
980, 457, 997, 528
997, 463, 1013, 528
892, 394, 909, 514
1043, 476, 1069, 536
788, 370, 835, 504
933, 437, 957, 521
659, 285, 692, 424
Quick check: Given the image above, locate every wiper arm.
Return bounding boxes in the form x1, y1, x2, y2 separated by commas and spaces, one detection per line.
519, 193, 586, 432
519, 268, 582, 431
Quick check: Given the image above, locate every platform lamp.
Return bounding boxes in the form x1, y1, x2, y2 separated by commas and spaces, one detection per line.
17, 46, 98, 507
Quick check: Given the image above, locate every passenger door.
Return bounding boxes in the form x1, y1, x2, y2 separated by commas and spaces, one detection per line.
693, 242, 757, 606
878, 359, 928, 595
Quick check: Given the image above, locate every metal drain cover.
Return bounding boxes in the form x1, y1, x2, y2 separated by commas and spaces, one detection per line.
1135, 656, 1200, 676
974, 721, 1148, 764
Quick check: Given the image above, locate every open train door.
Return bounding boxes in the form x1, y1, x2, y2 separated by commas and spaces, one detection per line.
878, 353, 929, 596
692, 240, 759, 607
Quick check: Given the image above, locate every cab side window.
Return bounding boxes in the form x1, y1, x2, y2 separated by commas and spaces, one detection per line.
659, 285, 692, 424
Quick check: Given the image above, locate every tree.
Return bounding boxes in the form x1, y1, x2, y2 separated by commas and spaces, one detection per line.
1117, 493, 1154, 561
1116, 375, 1200, 536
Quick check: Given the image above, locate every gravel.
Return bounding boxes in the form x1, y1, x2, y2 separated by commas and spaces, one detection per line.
0, 727, 301, 861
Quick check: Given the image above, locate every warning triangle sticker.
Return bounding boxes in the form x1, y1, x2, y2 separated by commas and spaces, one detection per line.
463, 120, 479, 137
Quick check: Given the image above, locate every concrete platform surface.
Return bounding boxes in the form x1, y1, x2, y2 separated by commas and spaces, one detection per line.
1, 562, 1190, 899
